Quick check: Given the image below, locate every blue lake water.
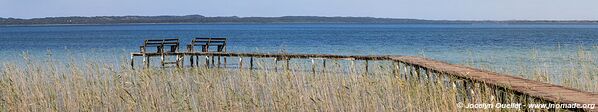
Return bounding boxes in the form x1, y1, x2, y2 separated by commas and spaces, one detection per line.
1, 23, 597, 70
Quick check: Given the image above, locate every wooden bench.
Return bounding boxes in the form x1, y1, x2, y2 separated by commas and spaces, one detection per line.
139, 38, 182, 67
187, 37, 227, 67
140, 39, 179, 53
187, 37, 227, 52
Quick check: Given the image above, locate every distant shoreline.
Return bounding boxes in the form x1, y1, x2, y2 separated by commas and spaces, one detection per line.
0, 22, 494, 26
3, 22, 598, 27
2, 15, 598, 26
0, 22, 473, 27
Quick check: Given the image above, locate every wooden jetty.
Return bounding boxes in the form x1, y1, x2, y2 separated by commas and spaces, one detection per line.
130, 39, 597, 111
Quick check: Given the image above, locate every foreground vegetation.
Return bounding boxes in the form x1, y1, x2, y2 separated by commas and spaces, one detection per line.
1, 55, 548, 111
2, 45, 595, 111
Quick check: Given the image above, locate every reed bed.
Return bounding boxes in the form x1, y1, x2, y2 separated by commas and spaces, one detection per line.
0, 54, 542, 111
3, 45, 593, 111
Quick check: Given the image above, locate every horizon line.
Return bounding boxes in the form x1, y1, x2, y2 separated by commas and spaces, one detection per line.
3, 14, 598, 22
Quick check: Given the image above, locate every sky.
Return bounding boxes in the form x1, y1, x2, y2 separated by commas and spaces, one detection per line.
1, 0, 598, 20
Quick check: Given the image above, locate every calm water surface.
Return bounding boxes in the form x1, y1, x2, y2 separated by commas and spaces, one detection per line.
1, 23, 597, 69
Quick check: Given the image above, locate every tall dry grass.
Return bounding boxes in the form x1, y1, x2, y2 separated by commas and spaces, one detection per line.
0, 54, 539, 111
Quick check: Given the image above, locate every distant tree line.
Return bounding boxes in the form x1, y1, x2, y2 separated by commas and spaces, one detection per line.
1, 15, 597, 25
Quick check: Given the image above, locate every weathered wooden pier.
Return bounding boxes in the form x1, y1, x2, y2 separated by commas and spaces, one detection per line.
131, 38, 598, 111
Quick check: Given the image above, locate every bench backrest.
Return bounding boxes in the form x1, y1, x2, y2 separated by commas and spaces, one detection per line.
162, 39, 179, 49
143, 39, 164, 47
144, 39, 179, 46
188, 37, 227, 52
141, 38, 179, 53
191, 38, 226, 46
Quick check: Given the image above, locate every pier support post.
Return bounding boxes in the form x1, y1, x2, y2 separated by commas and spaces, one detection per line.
196, 56, 199, 67
211, 56, 215, 67
415, 66, 421, 82
250, 57, 254, 70
239, 57, 243, 70
463, 79, 470, 104
311, 59, 315, 74
393, 61, 399, 77
145, 55, 150, 68
479, 83, 491, 103
190, 55, 194, 67
285, 58, 290, 71
217, 56, 221, 68
472, 82, 481, 103
450, 75, 457, 90
498, 87, 506, 104
424, 68, 434, 96
274, 58, 278, 72
161, 54, 165, 67
425, 68, 432, 82
205, 56, 210, 68
408, 64, 415, 80
130, 54, 134, 69
405, 64, 411, 79
176, 54, 182, 68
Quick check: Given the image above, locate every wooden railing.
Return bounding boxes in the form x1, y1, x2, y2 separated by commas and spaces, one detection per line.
131, 52, 598, 111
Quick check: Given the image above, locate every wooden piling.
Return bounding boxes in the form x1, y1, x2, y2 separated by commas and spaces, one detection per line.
177, 55, 182, 67
311, 59, 315, 74
145, 55, 150, 68
250, 57, 254, 70
161, 54, 165, 67
285, 58, 290, 71
130, 54, 134, 69
239, 57, 243, 69
217, 56, 221, 68
210, 55, 216, 66
190, 55, 194, 67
